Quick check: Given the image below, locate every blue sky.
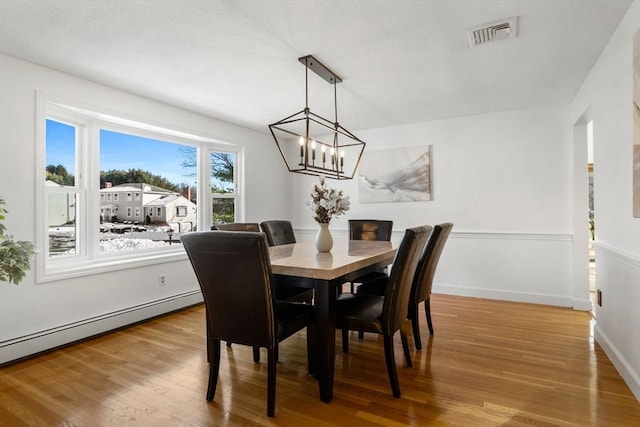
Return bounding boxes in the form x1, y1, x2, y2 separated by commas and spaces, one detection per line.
46, 119, 197, 186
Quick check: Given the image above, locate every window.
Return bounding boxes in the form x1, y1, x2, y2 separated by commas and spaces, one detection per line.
211, 151, 237, 225
39, 98, 241, 281
45, 119, 80, 257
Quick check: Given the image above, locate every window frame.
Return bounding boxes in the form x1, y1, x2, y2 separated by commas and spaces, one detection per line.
210, 149, 240, 227
36, 94, 242, 282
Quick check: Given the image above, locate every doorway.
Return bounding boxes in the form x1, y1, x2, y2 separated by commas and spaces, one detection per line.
587, 120, 597, 313
571, 110, 595, 312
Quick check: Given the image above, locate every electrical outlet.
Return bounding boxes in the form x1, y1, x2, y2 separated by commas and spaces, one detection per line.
159, 275, 166, 286
597, 289, 602, 306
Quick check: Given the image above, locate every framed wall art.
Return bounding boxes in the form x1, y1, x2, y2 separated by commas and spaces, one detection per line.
357, 145, 431, 203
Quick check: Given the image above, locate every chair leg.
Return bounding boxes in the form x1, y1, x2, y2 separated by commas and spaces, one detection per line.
206, 314, 213, 362
253, 346, 261, 364
342, 327, 349, 353
226, 341, 232, 347
425, 299, 434, 335
400, 322, 413, 368
383, 333, 401, 398
410, 303, 422, 351
306, 325, 315, 375
267, 347, 277, 417
358, 331, 364, 340
206, 339, 221, 401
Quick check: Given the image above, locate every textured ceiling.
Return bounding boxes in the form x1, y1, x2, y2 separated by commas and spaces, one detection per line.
0, 0, 633, 133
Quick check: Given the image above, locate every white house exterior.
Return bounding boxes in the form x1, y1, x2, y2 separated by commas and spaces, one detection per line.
46, 180, 76, 227
144, 194, 196, 232
99, 183, 197, 231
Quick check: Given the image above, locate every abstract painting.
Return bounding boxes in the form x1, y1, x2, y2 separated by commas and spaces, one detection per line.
634, 29, 640, 217
357, 146, 431, 203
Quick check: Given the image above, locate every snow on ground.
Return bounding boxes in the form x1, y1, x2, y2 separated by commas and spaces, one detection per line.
49, 225, 177, 255
100, 238, 171, 253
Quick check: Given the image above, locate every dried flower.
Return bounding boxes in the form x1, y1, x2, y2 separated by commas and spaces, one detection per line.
308, 176, 350, 223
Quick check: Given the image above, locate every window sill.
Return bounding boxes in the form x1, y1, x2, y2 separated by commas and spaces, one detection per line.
38, 247, 188, 283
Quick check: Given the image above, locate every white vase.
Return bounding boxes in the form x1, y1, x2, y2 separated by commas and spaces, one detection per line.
315, 222, 333, 252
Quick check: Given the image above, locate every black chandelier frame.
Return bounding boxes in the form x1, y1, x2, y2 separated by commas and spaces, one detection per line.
268, 55, 366, 180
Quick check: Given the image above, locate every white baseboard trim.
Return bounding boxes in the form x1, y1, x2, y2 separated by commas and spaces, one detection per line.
433, 283, 573, 307
594, 324, 640, 402
572, 298, 593, 311
0, 290, 203, 365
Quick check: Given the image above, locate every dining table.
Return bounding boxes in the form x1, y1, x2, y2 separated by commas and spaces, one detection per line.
269, 239, 396, 403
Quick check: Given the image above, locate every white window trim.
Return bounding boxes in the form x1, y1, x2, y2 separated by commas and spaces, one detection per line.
36, 92, 243, 283
209, 147, 243, 225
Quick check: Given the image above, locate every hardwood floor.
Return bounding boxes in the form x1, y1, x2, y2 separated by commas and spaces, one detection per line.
2, 294, 639, 426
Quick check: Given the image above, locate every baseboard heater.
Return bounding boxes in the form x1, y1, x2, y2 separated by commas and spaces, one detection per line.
0, 290, 203, 365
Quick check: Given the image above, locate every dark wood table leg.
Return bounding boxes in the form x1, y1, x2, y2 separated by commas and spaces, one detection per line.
314, 278, 336, 403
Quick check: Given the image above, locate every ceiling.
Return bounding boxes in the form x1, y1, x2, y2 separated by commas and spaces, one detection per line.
0, 0, 633, 134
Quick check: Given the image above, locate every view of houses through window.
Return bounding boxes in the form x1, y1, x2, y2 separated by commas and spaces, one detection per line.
97, 128, 199, 254
45, 116, 237, 261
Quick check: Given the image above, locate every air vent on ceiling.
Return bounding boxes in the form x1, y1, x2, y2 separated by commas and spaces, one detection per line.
467, 16, 518, 48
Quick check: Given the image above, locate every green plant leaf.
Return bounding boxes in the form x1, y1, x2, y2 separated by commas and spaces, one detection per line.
0, 197, 34, 284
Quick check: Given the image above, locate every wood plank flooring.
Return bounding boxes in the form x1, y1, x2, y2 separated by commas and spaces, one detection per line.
2, 294, 640, 426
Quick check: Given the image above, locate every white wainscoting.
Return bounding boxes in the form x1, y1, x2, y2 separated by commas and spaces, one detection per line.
297, 228, 577, 307
0, 290, 203, 365
592, 242, 640, 401
435, 231, 576, 307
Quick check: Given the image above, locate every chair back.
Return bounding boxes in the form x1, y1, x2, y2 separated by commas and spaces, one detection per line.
181, 231, 276, 349
382, 225, 431, 335
410, 223, 453, 305
213, 222, 260, 232
260, 220, 296, 246
349, 220, 393, 241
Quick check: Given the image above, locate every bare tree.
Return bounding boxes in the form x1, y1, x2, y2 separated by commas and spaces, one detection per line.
180, 148, 234, 192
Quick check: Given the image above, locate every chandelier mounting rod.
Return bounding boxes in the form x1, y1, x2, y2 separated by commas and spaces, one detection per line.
298, 55, 342, 85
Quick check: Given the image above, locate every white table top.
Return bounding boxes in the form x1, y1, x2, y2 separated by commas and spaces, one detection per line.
269, 240, 396, 281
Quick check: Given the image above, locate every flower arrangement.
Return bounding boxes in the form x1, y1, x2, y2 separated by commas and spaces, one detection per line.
308, 176, 350, 223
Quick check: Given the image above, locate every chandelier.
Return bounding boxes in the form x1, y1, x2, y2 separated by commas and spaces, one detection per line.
269, 55, 366, 180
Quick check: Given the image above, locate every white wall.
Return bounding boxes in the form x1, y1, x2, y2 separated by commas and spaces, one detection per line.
292, 104, 580, 308
0, 53, 289, 364
570, 0, 640, 400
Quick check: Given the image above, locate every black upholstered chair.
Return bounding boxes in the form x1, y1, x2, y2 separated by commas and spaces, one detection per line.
358, 223, 453, 350
213, 222, 312, 302
259, 220, 314, 304
335, 225, 431, 398
260, 220, 297, 246
211, 223, 313, 354
346, 219, 394, 293
212, 222, 260, 232
349, 219, 393, 241
181, 231, 314, 417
